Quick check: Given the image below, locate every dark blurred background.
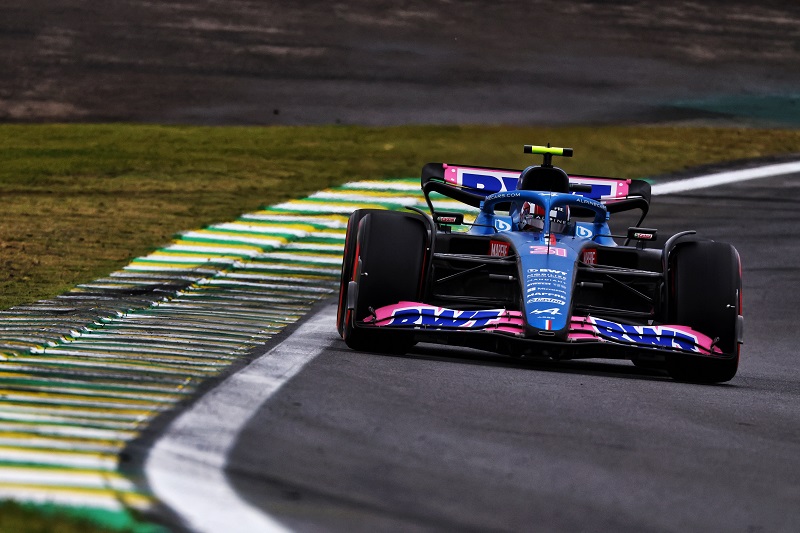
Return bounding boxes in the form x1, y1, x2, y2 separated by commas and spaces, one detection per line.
1, 0, 798, 126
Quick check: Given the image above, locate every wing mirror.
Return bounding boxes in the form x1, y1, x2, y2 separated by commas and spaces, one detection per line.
434, 212, 464, 226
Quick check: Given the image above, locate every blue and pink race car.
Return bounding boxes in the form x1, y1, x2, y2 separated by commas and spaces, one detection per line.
337, 145, 743, 383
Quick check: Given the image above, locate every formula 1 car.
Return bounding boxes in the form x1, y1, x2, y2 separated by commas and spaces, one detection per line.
336, 145, 743, 383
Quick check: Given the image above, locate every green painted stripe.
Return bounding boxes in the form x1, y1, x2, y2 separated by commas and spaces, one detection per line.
46, 339, 236, 354
0, 401, 158, 420
0, 374, 195, 396
0, 391, 172, 410
0, 422, 137, 441
75, 334, 242, 350
0, 412, 144, 431
6, 358, 221, 377
0, 383, 182, 402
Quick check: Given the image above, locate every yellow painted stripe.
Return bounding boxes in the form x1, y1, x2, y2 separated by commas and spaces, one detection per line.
0, 421, 137, 440
0, 372, 195, 393
0, 434, 124, 452
0, 483, 152, 510
7, 357, 222, 376
0, 400, 157, 419
0, 390, 174, 408
0, 411, 143, 430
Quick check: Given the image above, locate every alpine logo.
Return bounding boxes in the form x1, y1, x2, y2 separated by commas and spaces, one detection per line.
530, 307, 561, 316
490, 240, 510, 257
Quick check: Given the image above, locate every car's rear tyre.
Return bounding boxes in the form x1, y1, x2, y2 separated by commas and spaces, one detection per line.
666, 241, 742, 383
339, 210, 428, 354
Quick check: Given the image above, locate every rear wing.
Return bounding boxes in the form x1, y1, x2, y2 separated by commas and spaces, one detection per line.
421, 162, 651, 218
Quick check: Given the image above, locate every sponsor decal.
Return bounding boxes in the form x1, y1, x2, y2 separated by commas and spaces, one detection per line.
576, 225, 593, 239
489, 240, 510, 257
591, 317, 700, 352
527, 297, 566, 305
489, 191, 521, 200
527, 268, 567, 276
526, 287, 564, 297
388, 306, 509, 328
570, 195, 608, 213
527, 279, 566, 287
444, 166, 519, 193
526, 265, 569, 312
530, 245, 567, 257
633, 232, 655, 240
581, 248, 597, 265
442, 167, 630, 200
526, 269, 568, 290
572, 196, 595, 205
494, 218, 512, 232
438, 216, 458, 224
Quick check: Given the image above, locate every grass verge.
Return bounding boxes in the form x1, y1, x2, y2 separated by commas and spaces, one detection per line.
0, 123, 798, 312
0, 501, 164, 533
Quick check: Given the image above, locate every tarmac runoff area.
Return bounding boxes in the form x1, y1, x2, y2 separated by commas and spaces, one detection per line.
142, 158, 800, 532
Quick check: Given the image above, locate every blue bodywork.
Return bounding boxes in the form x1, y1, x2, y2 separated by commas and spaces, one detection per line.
470, 190, 613, 336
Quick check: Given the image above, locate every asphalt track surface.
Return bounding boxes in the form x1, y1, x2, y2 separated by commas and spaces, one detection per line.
219, 168, 800, 532
2, 1, 799, 125
5, 1, 800, 529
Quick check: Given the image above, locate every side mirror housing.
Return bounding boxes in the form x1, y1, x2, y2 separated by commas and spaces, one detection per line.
627, 227, 658, 241
434, 212, 464, 226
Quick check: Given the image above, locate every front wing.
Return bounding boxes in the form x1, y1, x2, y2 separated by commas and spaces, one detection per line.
362, 302, 730, 359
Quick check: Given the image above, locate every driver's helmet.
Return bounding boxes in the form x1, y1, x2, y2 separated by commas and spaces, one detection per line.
519, 201, 545, 232
549, 205, 570, 233
519, 202, 570, 233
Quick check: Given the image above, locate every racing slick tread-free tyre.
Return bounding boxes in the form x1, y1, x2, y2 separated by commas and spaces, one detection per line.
337, 209, 383, 338
340, 210, 428, 353
667, 241, 742, 383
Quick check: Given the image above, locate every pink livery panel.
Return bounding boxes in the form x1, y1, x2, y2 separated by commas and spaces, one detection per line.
440, 164, 630, 201
365, 302, 721, 355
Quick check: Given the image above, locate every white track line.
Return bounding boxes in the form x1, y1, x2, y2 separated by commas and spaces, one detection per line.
651, 160, 800, 195
144, 159, 800, 532
144, 305, 336, 533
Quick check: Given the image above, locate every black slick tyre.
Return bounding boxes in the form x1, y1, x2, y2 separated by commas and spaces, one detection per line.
667, 241, 742, 383
340, 210, 428, 353
337, 209, 382, 338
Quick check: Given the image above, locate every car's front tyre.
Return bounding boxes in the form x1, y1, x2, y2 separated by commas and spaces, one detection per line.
666, 241, 742, 383
339, 210, 428, 354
